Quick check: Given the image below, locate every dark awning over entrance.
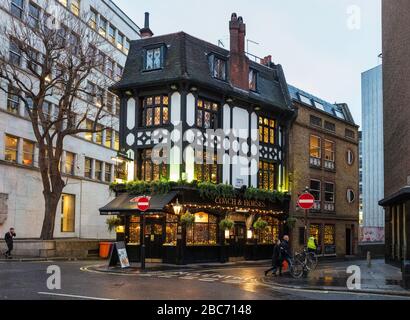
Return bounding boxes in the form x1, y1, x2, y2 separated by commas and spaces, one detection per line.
379, 186, 410, 207
99, 191, 179, 215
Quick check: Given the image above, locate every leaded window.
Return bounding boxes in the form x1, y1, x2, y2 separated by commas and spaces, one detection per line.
144, 47, 163, 71
324, 225, 335, 245
196, 99, 219, 129
209, 55, 227, 81
165, 214, 178, 246
258, 161, 276, 191
194, 150, 218, 183
258, 216, 279, 244
142, 95, 169, 127
186, 213, 218, 246
259, 117, 276, 144
140, 149, 168, 182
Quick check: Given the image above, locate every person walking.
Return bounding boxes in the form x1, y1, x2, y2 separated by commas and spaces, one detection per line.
278, 235, 292, 276
307, 236, 318, 253
264, 239, 281, 276
4, 228, 16, 259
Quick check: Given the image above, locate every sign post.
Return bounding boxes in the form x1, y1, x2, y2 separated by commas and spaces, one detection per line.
297, 191, 315, 246
131, 196, 150, 271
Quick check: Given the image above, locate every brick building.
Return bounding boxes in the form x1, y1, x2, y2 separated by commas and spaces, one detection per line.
288, 85, 360, 258
379, 0, 410, 265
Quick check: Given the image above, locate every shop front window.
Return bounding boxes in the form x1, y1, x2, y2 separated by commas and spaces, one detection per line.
258, 216, 280, 244
165, 214, 178, 246
186, 212, 218, 246
196, 99, 219, 129
129, 216, 141, 245
324, 224, 336, 255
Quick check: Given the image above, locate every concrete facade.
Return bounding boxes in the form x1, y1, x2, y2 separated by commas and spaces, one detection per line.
0, 0, 140, 241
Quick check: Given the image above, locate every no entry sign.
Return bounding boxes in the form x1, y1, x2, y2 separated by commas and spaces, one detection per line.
131, 196, 150, 212
298, 193, 315, 210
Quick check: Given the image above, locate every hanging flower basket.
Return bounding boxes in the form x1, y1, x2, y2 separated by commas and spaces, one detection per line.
219, 218, 235, 231
180, 212, 195, 226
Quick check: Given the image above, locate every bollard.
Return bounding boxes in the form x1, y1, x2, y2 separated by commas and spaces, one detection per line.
367, 251, 371, 268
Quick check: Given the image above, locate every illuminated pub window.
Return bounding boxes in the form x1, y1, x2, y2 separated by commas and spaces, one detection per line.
258, 216, 280, 244
186, 212, 218, 246
259, 117, 276, 144
194, 150, 218, 183
323, 224, 336, 246
129, 216, 140, 245
140, 149, 168, 181
196, 99, 219, 129
61, 194, 75, 233
165, 214, 178, 246
142, 95, 169, 127
116, 161, 127, 181
258, 161, 276, 191
309, 224, 321, 244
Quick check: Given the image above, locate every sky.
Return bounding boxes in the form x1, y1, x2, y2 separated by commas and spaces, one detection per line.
114, 0, 382, 126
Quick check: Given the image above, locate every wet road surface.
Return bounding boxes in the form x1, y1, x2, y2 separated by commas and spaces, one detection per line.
0, 261, 409, 300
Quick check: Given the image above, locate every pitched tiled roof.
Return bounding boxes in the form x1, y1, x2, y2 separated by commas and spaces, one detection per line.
288, 84, 356, 125
113, 32, 293, 113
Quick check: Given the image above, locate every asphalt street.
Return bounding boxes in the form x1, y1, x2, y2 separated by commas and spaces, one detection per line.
0, 260, 409, 300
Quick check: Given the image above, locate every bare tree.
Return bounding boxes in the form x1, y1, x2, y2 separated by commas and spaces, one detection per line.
0, 1, 117, 239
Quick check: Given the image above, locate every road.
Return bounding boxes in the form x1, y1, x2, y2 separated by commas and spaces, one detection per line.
0, 260, 409, 300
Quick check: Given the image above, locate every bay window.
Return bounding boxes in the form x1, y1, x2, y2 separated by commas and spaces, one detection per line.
142, 95, 169, 127
194, 150, 218, 183
196, 99, 219, 129
258, 161, 276, 191
140, 149, 168, 182
259, 117, 276, 145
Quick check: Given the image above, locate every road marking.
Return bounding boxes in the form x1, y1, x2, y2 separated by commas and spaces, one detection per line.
38, 292, 115, 300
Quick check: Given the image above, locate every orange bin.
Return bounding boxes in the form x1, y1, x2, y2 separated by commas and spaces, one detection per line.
282, 260, 289, 272
99, 242, 113, 259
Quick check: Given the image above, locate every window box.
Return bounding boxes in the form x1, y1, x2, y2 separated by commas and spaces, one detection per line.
310, 157, 321, 168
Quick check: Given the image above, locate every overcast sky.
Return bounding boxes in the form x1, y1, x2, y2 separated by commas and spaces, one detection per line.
115, 0, 382, 126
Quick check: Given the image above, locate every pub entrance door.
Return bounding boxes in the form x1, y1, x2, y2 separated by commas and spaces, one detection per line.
228, 223, 246, 259
144, 217, 164, 260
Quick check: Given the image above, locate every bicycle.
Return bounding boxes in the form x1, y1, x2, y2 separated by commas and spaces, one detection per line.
294, 248, 318, 272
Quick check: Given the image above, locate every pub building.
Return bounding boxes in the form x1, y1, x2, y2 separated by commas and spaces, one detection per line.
100, 13, 295, 264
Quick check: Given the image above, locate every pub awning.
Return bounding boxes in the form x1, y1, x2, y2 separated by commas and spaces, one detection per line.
99, 191, 179, 215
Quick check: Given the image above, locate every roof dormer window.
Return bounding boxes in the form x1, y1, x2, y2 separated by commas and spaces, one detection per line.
209, 54, 227, 81
144, 45, 165, 71
249, 69, 258, 92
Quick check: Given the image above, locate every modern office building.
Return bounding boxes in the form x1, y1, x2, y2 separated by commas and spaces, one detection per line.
379, 0, 410, 265
288, 85, 359, 258
0, 0, 140, 245
360, 65, 385, 243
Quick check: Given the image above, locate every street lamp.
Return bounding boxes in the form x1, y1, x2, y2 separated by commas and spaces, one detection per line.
173, 198, 183, 215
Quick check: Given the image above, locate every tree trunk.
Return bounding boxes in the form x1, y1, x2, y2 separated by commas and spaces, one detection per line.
40, 190, 62, 240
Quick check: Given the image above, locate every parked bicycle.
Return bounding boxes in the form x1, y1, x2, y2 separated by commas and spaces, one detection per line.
288, 248, 318, 279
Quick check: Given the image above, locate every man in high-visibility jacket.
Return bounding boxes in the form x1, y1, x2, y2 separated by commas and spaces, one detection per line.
307, 236, 318, 253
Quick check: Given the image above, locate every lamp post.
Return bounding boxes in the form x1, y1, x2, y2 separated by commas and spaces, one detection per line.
173, 199, 184, 265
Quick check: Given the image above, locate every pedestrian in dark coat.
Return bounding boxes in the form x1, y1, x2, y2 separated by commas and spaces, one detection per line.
278, 235, 292, 276
264, 239, 282, 276
4, 228, 16, 259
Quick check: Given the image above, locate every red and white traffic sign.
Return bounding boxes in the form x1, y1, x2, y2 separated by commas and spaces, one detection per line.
298, 193, 315, 210
130, 196, 151, 212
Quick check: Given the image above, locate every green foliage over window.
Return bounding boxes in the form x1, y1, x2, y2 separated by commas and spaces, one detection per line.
253, 218, 269, 231
219, 218, 234, 231
180, 212, 195, 226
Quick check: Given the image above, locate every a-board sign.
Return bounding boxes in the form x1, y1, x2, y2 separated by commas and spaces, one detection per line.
108, 241, 130, 269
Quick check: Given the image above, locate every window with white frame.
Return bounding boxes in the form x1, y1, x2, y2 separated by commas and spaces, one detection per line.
10, 0, 24, 19
347, 189, 355, 203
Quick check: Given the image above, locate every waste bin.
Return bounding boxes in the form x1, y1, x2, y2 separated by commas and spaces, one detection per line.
403, 261, 410, 290
99, 242, 113, 259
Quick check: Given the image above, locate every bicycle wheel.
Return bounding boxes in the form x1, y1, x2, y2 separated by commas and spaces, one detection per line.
290, 259, 304, 279
306, 252, 318, 271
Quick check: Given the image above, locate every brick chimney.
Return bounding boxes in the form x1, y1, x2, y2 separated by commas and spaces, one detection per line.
260, 55, 272, 67
140, 12, 154, 39
229, 13, 249, 90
